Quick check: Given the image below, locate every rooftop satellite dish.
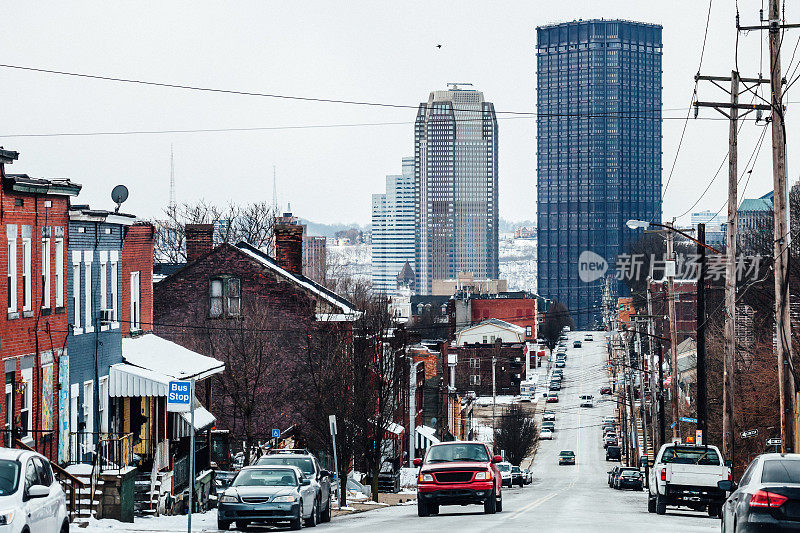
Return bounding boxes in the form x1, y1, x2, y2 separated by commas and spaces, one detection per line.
111, 185, 129, 213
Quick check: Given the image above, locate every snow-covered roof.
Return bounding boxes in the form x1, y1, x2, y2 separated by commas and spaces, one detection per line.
459, 318, 525, 335
121, 333, 225, 381
235, 242, 358, 318
416, 425, 440, 445
180, 406, 216, 431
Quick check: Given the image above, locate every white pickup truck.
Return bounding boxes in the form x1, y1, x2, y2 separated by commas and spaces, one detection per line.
647, 443, 731, 517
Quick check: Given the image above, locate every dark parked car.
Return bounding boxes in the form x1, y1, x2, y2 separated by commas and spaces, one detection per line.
720, 453, 800, 532
511, 466, 525, 488
600, 386, 612, 395
610, 467, 640, 490
255, 449, 333, 523
573, 340, 582, 348
606, 446, 621, 462
541, 421, 555, 433
604, 435, 619, 448
217, 465, 318, 530
616, 469, 643, 491
555, 360, 566, 368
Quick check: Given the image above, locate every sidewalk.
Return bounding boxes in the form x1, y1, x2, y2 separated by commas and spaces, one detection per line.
333, 491, 417, 516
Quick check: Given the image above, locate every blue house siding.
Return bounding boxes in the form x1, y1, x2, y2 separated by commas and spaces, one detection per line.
66, 219, 125, 439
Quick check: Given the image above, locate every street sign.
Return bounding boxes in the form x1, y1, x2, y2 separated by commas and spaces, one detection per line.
271, 428, 281, 439
670, 421, 677, 428
329, 415, 337, 436
166, 381, 191, 412
768, 438, 782, 447
680, 417, 698, 424
696, 430, 703, 445
741, 429, 758, 439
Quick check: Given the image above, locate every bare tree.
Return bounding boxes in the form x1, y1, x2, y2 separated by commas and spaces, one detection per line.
153, 200, 275, 262
540, 301, 574, 351
493, 404, 538, 465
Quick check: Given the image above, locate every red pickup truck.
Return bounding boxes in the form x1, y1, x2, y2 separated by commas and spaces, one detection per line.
414, 441, 503, 516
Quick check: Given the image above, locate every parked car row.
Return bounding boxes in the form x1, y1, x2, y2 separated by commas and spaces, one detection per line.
608, 466, 643, 491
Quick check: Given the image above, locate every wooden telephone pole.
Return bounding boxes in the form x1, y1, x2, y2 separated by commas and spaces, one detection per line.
695, 71, 770, 459
665, 221, 681, 442
737, 0, 799, 453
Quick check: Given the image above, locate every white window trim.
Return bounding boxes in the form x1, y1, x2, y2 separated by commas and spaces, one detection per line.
72, 251, 82, 334
55, 239, 64, 308
84, 252, 93, 333
99, 252, 107, 331
98, 376, 108, 433
82, 380, 94, 434
7, 237, 16, 313
20, 367, 32, 440
110, 261, 119, 329
41, 238, 51, 309
130, 271, 140, 331
22, 237, 31, 312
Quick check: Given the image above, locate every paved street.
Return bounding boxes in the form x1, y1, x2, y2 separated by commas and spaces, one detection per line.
288, 331, 720, 533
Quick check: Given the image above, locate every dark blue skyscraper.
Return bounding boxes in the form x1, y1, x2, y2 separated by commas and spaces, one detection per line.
536, 20, 662, 327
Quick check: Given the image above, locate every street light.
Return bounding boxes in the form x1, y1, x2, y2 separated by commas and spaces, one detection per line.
625, 219, 721, 255
626, 219, 650, 230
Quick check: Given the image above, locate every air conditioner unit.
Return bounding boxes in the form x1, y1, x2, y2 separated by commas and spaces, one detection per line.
100, 309, 114, 325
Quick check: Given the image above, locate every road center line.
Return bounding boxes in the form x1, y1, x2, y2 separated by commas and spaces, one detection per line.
507, 491, 560, 520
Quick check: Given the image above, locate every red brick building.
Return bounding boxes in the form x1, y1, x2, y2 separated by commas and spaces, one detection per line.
456, 292, 538, 341
451, 343, 527, 397
121, 222, 154, 336
153, 223, 357, 448
0, 150, 81, 459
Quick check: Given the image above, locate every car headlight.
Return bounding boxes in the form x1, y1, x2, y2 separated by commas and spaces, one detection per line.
273, 495, 298, 503
0, 510, 13, 525
418, 473, 434, 482
475, 471, 491, 480
219, 494, 239, 503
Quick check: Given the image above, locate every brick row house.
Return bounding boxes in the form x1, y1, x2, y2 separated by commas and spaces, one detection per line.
154, 222, 357, 465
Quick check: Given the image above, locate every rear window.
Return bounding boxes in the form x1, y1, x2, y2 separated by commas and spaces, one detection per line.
660, 446, 721, 465
256, 456, 315, 476
761, 460, 800, 483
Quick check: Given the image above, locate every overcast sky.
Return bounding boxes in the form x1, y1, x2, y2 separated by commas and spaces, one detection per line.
0, 1, 797, 227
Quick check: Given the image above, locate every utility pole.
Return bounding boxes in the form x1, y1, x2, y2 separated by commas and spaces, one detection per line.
665, 221, 681, 442
635, 320, 650, 465
696, 223, 708, 446
492, 340, 498, 452
646, 286, 661, 450
767, 0, 796, 454
624, 337, 640, 466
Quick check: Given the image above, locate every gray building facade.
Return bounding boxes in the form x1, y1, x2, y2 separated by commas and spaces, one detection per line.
536, 20, 663, 327
414, 85, 499, 295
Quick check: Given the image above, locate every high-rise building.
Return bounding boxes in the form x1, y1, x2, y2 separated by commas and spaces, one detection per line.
303, 235, 327, 284
371, 157, 416, 295
414, 84, 499, 295
536, 20, 663, 327
691, 210, 726, 249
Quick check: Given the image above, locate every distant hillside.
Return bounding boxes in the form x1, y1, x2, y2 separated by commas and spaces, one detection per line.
301, 219, 369, 238
500, 218, 536, 233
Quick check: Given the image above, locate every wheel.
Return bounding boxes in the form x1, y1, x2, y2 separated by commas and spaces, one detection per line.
235, 521, 249, 531
496, 494, 503, 513
648, 495, 656, 513
289, 510, 304, 530
217, 520, 231, 531
305, 500, 318, 527
418, 497, 431, 517
61, 521, 69, 533
484, 490, 497, 514
656, 494, 667, 515
321, 495, 332, 522
430, 503, 439, 515
708, 503, 721, 518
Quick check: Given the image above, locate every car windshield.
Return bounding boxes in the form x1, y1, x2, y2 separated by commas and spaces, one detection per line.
256, 456, 315, 476
0, 460, 20, 495
425, 443, 490, 463
761, 460, 800, 483
560, 451, 574, 457
660, 446, 721, 465
512, 466, 521, 473
620, 469, 639, 476
232, 468, 298, 487
497, 464, 511, 472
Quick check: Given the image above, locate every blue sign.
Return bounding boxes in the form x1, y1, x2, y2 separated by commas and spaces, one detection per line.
272, 429, 281, 439
680, 417, 698, 424
167, 381, 191, 412
670, 422, 677, 428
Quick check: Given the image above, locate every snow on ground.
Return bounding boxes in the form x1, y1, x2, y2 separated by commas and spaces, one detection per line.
400, 467, 418, 488
83, 513, 217, 532
473, 395, 518, 406
499, 234, 536, 293
473, 424, 494, 445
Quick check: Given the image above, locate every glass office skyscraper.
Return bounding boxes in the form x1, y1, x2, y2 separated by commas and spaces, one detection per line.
536, 20, 662, 327
414, 85, 499, 295
371, 157, 416, 295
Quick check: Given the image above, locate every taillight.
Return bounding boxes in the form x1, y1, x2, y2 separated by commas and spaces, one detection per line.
750, 490, 789, 509
660, 469, 666, 481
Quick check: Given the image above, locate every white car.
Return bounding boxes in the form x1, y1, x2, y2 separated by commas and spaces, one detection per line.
0, 448, 68, 532
497, 461, 513, 487
579, 395, 594, 408
540, 429, 554, 440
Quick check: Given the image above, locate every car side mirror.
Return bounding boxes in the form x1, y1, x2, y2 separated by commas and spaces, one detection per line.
717, 480, 735, 492
492, 455, 503, 463
27, 485, 49, 499
319, 470, 331, 478
413, 458, 422, 467
300, 479, 312, 486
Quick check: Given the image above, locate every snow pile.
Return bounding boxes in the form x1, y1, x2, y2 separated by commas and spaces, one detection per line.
473, 395, 517, 406
400, 467, 418, 488
499, 234, 537, 293
473, 424, 494, 444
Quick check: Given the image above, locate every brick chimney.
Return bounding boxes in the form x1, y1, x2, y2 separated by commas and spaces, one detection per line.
185, 224, 214, 263
274, 223, 304, 276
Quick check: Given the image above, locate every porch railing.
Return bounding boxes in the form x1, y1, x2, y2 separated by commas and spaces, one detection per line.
0, 429, 57, 463
68, 432, 134, 472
